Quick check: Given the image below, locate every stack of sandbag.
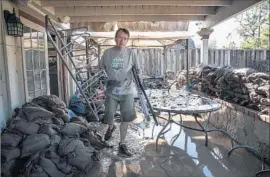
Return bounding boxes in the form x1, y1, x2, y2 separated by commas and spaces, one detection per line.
246, 72, 270, 114
202, 66, 269, 113
174, 65, 209, 90
31, 95, 70, 122
174, 65, 270, 114
1, 95, 111, 177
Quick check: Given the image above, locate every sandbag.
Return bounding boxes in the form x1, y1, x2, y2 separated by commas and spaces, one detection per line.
56, 160, 74, 174
67, 143, 95, 172
233, 68, 256, 77
260, 98, 270, 106
247, 72, 270, 82
52, 117, 65, 126
50, 135, 61, 146
62, 123, 87, 136
39, 156, 66, 177
33, 118, 53, 125
82, 131, 112, 150
62, 113, 71, 123
261, 107, 270, 114
38, 124, 60, 136
79, 138, 91, 147
45, 147, 60, 162
17, 109, 27, 120
58, 138, 83, 156
51, 107, 66, 116
1, 133, 23, 147
256, 84, 270, 97
213, 66, 233, 82
23, 102, 41, 108
29, 165, 49, 177
32, 95, 67, 111
10, 118, 40, 135
45, 147, 74, 174
50, 108, 70, 123
224, 72, 241, 84
1, 147, 21, 161
23, 107, 55, 122
70, 116, 88, 127
21, 134, 50, 157
243, 82, 258, 93
1, 159, 16, 176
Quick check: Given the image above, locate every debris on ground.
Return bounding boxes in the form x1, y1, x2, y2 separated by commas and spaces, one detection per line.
140, 71, 177, 90
1, 95, 112, 177
142, 77, 166, 89
69, 90, 105, 122
175, 65, 270, 114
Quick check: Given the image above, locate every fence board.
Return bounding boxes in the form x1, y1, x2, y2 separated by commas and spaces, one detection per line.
163, 48, 167, 74
157, 49, 161, 76
175, 49, 180, 72
153, 49, 157, 76
195, 49, 200, 66
134, 48, 269, 76
267, 50, 270, 60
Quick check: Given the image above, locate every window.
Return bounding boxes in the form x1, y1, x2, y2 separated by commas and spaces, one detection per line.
23, 26, 48, 100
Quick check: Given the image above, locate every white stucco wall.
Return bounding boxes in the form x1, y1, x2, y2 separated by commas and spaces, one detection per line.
0, 1, 10, 131
0, 1, 25, 131
0, 0, 50, 131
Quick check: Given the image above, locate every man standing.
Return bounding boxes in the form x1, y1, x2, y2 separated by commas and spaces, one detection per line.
100, 28, 138, 157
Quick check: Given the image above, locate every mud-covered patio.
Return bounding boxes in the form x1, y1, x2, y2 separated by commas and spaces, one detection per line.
91, 112, 267, 177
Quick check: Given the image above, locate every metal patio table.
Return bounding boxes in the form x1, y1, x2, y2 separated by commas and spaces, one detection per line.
145, 89, 268, 177
145, 89, 223, 150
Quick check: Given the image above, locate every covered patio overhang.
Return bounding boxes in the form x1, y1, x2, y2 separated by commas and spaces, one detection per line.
31, 0, 263, 30
23, 0, 263, 64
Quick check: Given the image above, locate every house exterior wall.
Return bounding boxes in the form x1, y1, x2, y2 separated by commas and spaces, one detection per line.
0, 1, 10, 131
0, 0, 51, 131
0, 1, 25, 131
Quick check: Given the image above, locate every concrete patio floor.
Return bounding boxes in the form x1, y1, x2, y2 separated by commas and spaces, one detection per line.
88, 113, 268, 177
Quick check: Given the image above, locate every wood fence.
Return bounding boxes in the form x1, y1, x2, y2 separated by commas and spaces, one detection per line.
132, 48, 270, 76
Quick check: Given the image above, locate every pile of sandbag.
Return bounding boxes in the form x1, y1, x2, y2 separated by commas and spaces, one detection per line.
1, 95, 110, 177
174, 65, 270, 114
175, 66, 205, 90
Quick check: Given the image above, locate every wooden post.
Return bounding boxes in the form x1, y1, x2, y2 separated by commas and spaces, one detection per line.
163, 46, 167, 75
186, 39, 189, 90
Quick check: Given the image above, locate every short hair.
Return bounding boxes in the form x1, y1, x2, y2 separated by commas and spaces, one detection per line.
115, 28, 130, 39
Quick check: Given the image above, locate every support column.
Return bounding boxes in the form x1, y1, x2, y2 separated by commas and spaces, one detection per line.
197, 28, 213, 65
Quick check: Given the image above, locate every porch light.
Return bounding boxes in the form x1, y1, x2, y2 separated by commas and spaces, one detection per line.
3, 8, 24, 37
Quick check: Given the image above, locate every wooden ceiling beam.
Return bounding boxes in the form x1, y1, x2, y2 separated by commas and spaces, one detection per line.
40, 0, 232, 7
70, 15, 205, 22
55, 6, 215, 16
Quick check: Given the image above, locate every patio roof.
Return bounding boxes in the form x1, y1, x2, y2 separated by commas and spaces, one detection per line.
24, 0, 263, 32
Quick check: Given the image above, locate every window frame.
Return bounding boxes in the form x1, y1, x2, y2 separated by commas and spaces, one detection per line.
21, 17, 50, 102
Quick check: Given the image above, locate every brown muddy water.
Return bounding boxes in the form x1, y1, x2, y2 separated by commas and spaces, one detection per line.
87, 112, 268, 177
